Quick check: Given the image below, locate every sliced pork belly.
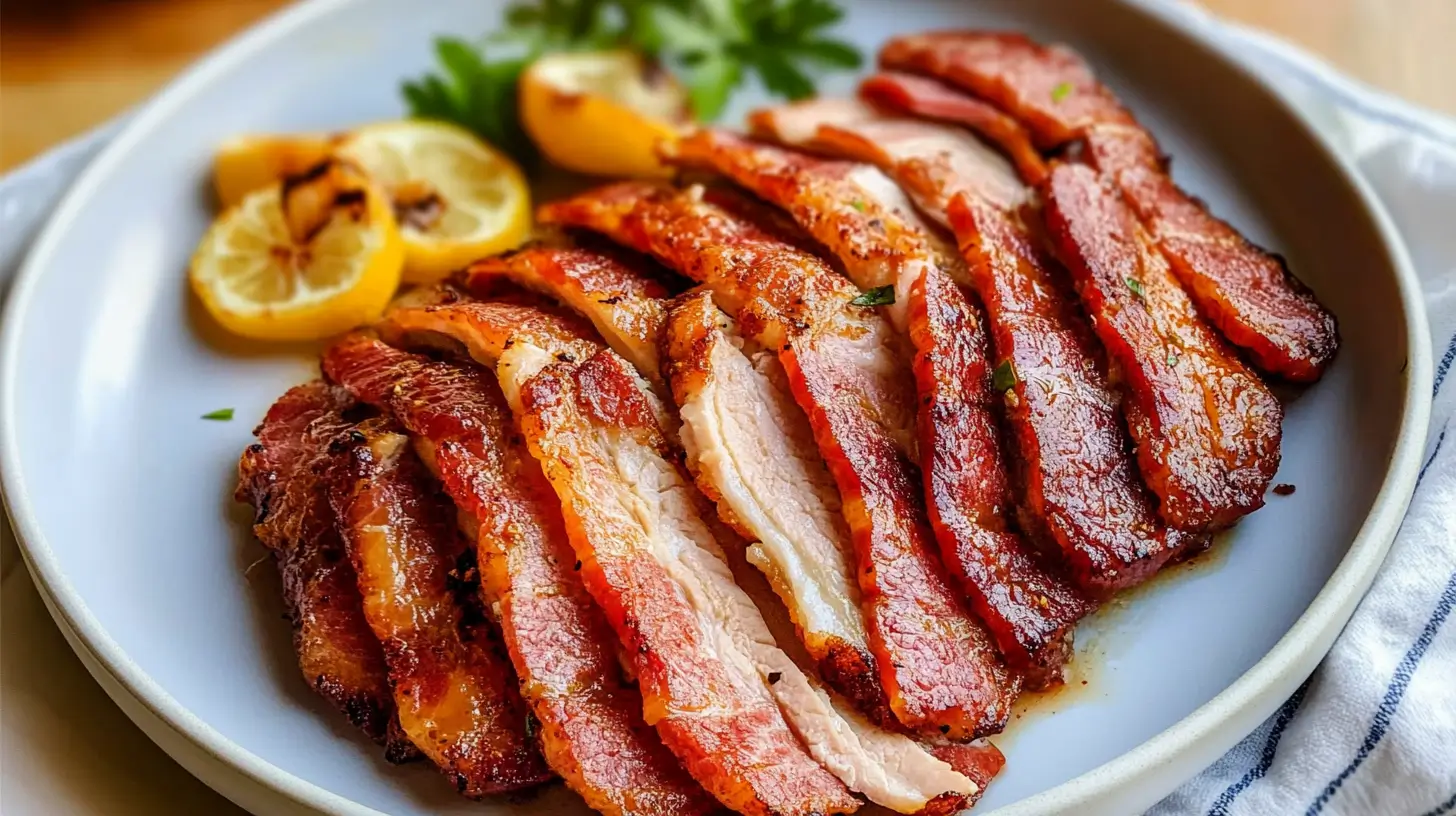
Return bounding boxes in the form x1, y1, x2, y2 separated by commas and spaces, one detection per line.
540, 183, 1021, 739
329, 418, 549, 797
859, 71, 1049, 185
236, 382, 407, 754
671, 127, 1084, 681
716, 496, 995, 816
322, 336, 714, 816
879, 31, 1338, 382
383, 299, 997, 813
776, 106, 1197, 591
1043, 164, 1282, 531
661, 290, 885, 720
463, 244, 673, 390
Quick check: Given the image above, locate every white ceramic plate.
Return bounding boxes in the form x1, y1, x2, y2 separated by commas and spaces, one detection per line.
0, 0, 1433, 814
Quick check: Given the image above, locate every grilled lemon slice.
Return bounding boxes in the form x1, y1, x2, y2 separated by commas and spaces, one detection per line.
334, 120, 531, 282
212, 133, 338, 209
189, 160, 404, 341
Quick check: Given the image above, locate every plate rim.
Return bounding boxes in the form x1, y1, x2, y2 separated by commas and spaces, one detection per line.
0, 0, 1434, 813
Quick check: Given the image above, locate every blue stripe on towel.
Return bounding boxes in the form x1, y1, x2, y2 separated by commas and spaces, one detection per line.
1421, 791, 1456, 816
1435, 331, 1456, 397
1206, 679, 1313, 816
1305, 570, 1456, 815
1419, 427, 1448, 484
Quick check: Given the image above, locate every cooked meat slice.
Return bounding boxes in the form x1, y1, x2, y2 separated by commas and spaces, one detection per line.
542, 183, 1021, 739
878, 31, 1135, 149
322, 336, 714, 816
374, 300, 863, 815
879, 31, 1338, 381
719, 514, 988, 816
329, 419, 549, 797
1098, 145, 1338, 382
747, 97, 881, 147
801, 111, 1024, 221
907, 269, 1089, 680
859, 71, 1049, 185
236, 382, 409, 755
671, 128, 1083, 681
1043, 164, 1283, 531
668, 128, 956, 330
463, 244, 673, 390
502, 345, 859, 816
954, 194, 1200, 589
777, 101, 1200, 591
662, 290, 885, 720
750, 99, 1024, 217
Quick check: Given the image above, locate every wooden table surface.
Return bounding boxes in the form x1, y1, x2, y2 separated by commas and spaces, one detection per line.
2, 0, 1453, 172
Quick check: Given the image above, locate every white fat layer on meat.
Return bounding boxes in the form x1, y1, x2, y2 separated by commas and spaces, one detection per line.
757, 97, 880, 146
848, 118, 1025, 216
500, 343, 971, 811
675, 309, 868, 655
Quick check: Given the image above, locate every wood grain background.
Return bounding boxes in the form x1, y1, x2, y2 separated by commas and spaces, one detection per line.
2, 0, 1453, 172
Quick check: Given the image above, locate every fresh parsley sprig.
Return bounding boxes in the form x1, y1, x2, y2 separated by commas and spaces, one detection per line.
401, 0, 862, 167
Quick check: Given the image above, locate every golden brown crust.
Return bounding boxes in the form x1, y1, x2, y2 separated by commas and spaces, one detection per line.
878, 30, 1339, 381
235, 382, 406, 753
322, 336, 716, 816
908, 268, 1090, 681
463, 245, 674, 389
545, 182, 1021, 739
1042, 164, 1283, 532
950, 193, 1204, 590
329, 418, 550, 797
514, 348, 859, 816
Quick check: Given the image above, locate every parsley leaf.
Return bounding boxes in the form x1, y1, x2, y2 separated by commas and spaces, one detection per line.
992, 360, 1018, 393
202, 408, 235, 421
402, 38, 538, 168
1125, 277, 1147, 300
850, 285, 895, 307
1051, 81, 1074, 102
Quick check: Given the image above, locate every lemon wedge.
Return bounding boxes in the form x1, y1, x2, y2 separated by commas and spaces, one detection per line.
334, 121, 531, 283
521, 50, 689, 178
189, 160, 404, 341
213, 134, 338, 209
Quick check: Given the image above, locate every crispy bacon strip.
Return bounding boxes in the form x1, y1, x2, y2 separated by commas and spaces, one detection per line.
671, 127, 1084, 682
236, 382, 407, 754
793, 106, 1198, 591
879, 30, 1338, 381
541, 182, 1020, 739
859, 71, 1048, 186
1043, 164, 1283, 531
463, 244, 673, 390
322, 336, 714, 816
330, 419, 549, 797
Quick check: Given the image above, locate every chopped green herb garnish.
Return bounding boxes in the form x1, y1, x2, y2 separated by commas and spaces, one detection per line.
1167, 349, 1179, 367
201, 408, 235, 421
402, 0, 864, 166
992, 360, 1018, 393
1125, 277, 1147, 301
849, 199, 867, 212
850, 284, 895, 307
1051, 81, 1073, 103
